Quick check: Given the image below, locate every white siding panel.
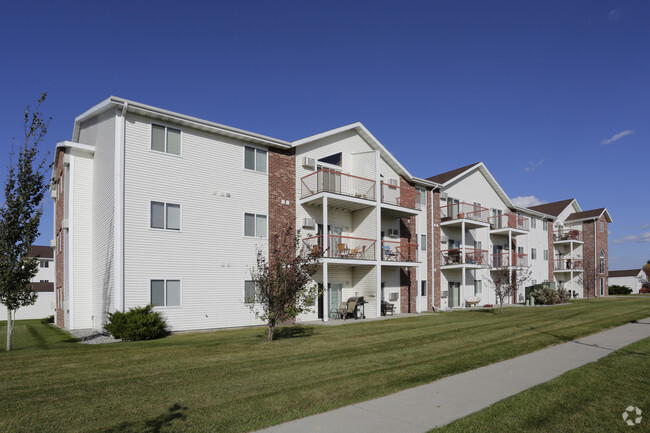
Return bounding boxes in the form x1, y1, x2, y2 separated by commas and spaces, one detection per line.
0, 293, 55, 321
123, 115, 268, 331
72, 153, 94, 328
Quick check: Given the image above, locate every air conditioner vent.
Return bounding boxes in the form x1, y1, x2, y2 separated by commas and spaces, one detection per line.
441, 192, 449, 199
302, 157, 315, 169
302, 218, 315, 228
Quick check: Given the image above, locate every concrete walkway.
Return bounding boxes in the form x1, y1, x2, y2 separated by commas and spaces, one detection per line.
257, 317, 650, 433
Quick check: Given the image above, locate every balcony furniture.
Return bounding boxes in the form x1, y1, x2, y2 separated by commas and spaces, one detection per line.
348, 245, 366, 259
381, 300, 395, 316
382, 245, 397, 261
465, 296, 481, 308
331, 302, 348, 319
336, 243, 350, 258
444, 250, 461, 265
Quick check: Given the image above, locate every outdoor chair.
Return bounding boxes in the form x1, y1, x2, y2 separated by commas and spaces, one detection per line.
331, 302, 347, 319
336, 243, 350, 258
344, 300, 357, 319
382, 245, 397, 261
381, 300, 395, 316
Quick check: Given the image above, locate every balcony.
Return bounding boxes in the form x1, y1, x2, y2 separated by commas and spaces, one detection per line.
554, 258, 583, 271
554, 229, 583, 243
380, 183, 421, 210
441, 202, 490, 226
441, 248, 488, 267
381, 240, 418, 263
302, 235, 376, 260
491, 253, 528, 268
301, 169, 376, 201
489, 213, 529, 234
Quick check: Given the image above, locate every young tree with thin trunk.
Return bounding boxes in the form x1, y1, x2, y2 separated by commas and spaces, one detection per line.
0, 93, 51, 351
639, 260, 650, 290
490, 265, 532, 314
247, 225, 320, 341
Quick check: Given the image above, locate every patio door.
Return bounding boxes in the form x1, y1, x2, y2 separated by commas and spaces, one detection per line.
448, 282, 460, 308
317, 164, 341, 194
448, 198, 460, 219
329, 283, 343, 314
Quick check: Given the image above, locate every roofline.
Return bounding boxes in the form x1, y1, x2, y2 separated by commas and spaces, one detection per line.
292, 122, 416, 183
412, 177, 441, 188
513, 206, 556, 220
72, 96, 292, 149
567, 208, 613, 224
436, 162, 515, 209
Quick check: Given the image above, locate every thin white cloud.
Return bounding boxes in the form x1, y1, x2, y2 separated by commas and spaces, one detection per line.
524, 158, 550, 172
600, 130, 634, 145
613, 232, 650, 245
640, 223, 650, 229
511, 195, 547, 208
608, 8, 623, 22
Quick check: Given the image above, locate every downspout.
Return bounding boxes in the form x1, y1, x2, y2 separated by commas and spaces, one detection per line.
593, 217, 597, 297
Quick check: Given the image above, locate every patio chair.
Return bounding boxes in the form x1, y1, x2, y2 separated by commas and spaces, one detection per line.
344, 300, 357, 319
381, 300, 395, 316
336, 243, 349, 258
382, 245, 397, 261
331, 302, 347, 319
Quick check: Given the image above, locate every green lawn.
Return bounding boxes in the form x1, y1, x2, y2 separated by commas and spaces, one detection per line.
1, 298, 649, 433
435, 335, 650, 432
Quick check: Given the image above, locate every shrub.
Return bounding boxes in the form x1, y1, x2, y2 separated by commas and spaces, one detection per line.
104, 304, 168, 340
640, 287, 650, 294
608, 285, 633, 295
531, 287, 570, 305
40, 315, 54, 324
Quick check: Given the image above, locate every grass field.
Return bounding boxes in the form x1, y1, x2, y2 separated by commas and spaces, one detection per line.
435, 335, 650, 432
1, 297, 649, 432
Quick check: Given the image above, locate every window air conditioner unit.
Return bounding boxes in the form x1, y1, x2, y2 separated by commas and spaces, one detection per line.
441, 234, 448, 243
442, 291, 448, 298
440, 192, 448, 199
302, 157, 315, 168
388, 178, 399, 187
302, 218, 315, 228
388, 228, 399, 237
389, 292, 399, 301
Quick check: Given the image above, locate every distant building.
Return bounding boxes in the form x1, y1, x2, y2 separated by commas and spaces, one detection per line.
609, 269, 645, 294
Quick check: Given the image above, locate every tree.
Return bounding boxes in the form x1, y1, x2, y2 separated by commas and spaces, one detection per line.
247, 225, 320, 341
0, 93, 51, 351
639, 260, 650, 290
490, 265, 532, 314
578, 259, 595, 301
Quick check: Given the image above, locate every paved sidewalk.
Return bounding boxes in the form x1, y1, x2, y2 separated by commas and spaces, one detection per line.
257, 317, 650, 433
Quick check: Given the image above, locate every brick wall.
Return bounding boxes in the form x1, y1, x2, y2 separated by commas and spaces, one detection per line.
399, 176, 417, 312
596, 215, 609, 296
433, 190, 441, 309
583, 221, 596, 297
267, 147, 297, 250
54, 149, 65, 328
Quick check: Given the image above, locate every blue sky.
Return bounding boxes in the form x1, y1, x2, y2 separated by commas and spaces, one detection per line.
0, 1, 648, 269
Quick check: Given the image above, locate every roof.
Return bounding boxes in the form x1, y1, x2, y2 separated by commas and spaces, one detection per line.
609, 269, 643, 278
425, 162, 481, 184
565, 208, 613, 223
30, 245, 53, 259
30, 282, 54, 292
527, 199, 576, 217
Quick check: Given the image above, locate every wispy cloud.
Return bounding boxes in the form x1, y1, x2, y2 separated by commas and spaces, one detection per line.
600, 130, 634, 145
608, 8, 623, 22
613, 232, 650, 245
641, 223, 650, 229
524, 158, 550, 172
511, 195, 547, 208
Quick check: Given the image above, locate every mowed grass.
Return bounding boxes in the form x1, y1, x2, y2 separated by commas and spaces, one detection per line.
435, 335, 650, 433
1, 297, 649, 433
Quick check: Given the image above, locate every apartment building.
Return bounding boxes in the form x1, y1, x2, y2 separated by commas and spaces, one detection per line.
0, 246, 55, 320
52, 97, 611, 332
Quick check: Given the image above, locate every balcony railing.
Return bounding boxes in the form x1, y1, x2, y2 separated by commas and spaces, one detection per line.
441, 202, 490, 223
380, 183, 421, 210
441, 248, 488, 266
554, 258, 583, 271
490, 253, 529, 268
301, 169, 376, 200
489, 213, 529, 231
554, 229, 582, 242
381, 240, 418, 262
302, 235, 376, 260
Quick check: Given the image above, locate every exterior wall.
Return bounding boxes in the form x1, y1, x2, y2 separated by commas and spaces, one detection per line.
268, 147, 296, 242
609, 273, 643, 293
54, 148, 65, 328
547, 220, 554, 282
32, 258, 55, 283
0, 293, 55, 321
79, 109, 116, 329
582, 221, 597, 297
122, 114, 268, 331
596, 214, 609, 296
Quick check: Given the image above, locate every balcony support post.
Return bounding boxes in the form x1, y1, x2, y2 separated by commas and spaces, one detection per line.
323, 195, 329, 258
508, 231, 512, 267
376, 265, 382, 318
461, 268, 466, 308
461, 221, 466, 264
323, 261, 329, 322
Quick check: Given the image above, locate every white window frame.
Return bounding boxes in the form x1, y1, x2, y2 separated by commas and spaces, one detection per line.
244, 280, 257, 304
600, 221, 604, 233
474, 280, 482, 295
416, 187, 426, 206
244, 212, 268, 238
150, 279, 182, 308
531, 248, 537, 260
150, 201, 182, 231
542, 220, 548, 231
150, 123, 182, 157
243, 145, 268, 174
421, 234, 426, 251
543, 249, 549, 261
531, 217, 537, 229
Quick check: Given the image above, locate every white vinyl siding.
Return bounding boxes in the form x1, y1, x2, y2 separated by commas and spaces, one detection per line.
151, 124, 181, 156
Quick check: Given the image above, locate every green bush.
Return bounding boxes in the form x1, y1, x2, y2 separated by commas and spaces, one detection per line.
104, 305, 168, 340
608, 285, 632, 295
40, 315, 54, 324
531, 287, 570, 305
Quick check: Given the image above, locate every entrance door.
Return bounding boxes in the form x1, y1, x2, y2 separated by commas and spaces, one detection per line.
448, 282, 460, 308
329, 283, 343, 314
493, 245, 503, 267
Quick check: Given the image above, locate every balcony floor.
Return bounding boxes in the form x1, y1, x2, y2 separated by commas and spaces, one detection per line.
300, 191, 375, 211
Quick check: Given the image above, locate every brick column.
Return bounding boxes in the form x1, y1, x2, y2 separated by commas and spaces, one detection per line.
399, 177, 417, 312
267, 147, 297, 250
54, 148, 65, 328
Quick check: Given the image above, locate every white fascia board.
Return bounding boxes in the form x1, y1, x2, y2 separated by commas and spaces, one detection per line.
436, 163, 482, 188
412, 177, 441, 189
56, 141, 95, 155
292, 122, 416, 182
569, 199, 582, 213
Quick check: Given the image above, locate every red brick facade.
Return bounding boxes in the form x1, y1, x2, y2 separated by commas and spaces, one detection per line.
54, 148, 65, 328
582, 216, 609, 297
267, 147, 297, 258
399, 176, 417, 313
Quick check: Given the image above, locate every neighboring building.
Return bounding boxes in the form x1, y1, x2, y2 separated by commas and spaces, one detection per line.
0, 245, 55, 320
609, 269, 645, 294
52, 97, 612, 332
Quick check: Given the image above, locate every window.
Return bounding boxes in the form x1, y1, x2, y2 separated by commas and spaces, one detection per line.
151, 280, 181, 307
532, 279, 537, 285
474, 241, 482, 250
600, 221, 604, 233
151, 202, 181, 230
244, 280, 257, 303
531, 248, 537, 260
421, 281, 427, 296
542, 220, 548, 231
544, 249, 549, 260
244, 146, 267, 173
600, 277, 605, 296
416, 187, 426, 206
244, 213, 267, 237
474, 280, 482, 295
151, 124, 181, 155
40, 280, 48, 283
39, 260, 49, 268
600, 251, 605, 273
531, 217, 537, 229
421, 234, 426, 251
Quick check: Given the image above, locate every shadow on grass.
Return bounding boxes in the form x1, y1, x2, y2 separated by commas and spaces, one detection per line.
257, 325, 319, 341
102, 403, 188, 433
